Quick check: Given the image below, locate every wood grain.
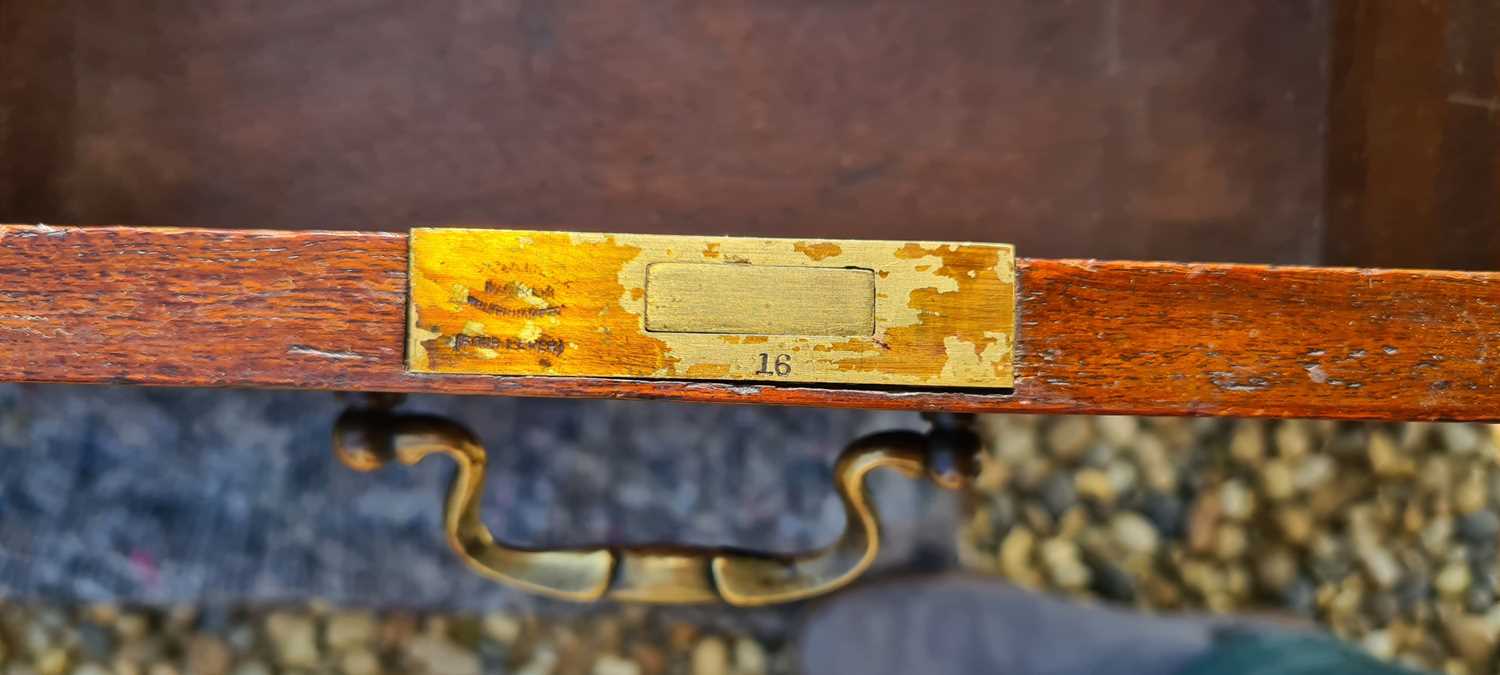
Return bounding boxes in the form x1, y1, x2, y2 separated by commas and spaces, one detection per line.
0, 1, 1327, 264
1327, 0, 1500, 271
2, 225, 1498, 421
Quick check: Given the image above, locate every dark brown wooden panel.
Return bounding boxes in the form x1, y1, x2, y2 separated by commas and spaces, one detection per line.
3, 225, 1497, 421
0, 2, 1327, 263
1327, 0, 1500, 271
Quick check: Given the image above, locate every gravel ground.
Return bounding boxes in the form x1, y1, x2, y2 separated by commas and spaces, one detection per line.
2, 385, 1498, 673
963, 415, 1500, 674
0, 602, 787, 675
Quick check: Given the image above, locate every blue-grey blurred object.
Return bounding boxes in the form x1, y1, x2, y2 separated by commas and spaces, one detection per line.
0, 385, 953, 609
801, 577, 1422, 675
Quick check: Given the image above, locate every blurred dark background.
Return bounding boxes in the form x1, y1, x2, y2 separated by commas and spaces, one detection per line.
0, 385, 946, 610
4, 1, 1498, 269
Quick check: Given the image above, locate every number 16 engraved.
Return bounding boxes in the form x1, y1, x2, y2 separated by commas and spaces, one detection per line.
755, 353, 792, 376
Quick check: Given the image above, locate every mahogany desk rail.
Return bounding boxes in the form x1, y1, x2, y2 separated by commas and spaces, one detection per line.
2, 225, 1497, 422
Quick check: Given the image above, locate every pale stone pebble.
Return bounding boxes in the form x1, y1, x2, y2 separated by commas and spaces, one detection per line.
733, 637, 767, 675
1454, 470, 1487, 514
1441, 424, 1483, 455
1362, 629, 1395, 660
1259, 460, 1295, 501
988, 420, 1039, 464
1130, 434, 1176, 492
1046, 417, 1094, 463
1096, 415, 1139, 447
1229, 423, 1266, 465
406, 635, 480, 675
1213, 525, 1248, 562
36, 649, 68, 675
1437, 563, 1473, 598
83, 605, 119, 625
1039, 538, 1091, 589
1369, 432, 1416, 477
1292, 454, 1334, 492
1275, 505, 1314, 545
1440, 610, 1498, 669
1013, 456, 1053, 492
1106, 461, 1137, 495
1274, 420, 1313, 459
1218, 480, 1255, 521
998, 528, 1043, 589
592, 654, 640, 675
1186, 495, 1221, 554
166, 606, 197, 631
1401, 422, 1435, 450
1483, 604, 1500, 636
482, 613, 522, 644
1357, 544, 1402, 590
1073, 468, 1115, 505
515, 647, 559, 675
972, 454, 1009, 492
340, 649, 382, 675
69, 665, 111, 675
1422, 456, 1454, 495
1422, 515, 1456, 555
264, 612, 320, 668
115, 614, 150, 642
326, 612, 377, 652
1255, 547, 1298, 593
1056, 507, 1088, 539
691, 637, 729, 675
185, 635, 232, 675
1109, 512, 1159, 556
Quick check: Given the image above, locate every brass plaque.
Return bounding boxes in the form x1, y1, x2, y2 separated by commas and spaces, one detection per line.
644, 263, 876, 336
408, 228, 1016, 388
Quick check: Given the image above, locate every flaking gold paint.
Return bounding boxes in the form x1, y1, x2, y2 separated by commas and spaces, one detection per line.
409, 229, 1014, 388
793, 241, 843, 261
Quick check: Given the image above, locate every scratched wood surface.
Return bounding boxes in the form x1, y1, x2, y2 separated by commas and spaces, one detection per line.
1, 225, 1497, 421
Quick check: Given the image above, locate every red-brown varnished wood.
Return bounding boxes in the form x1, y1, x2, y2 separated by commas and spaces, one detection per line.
2, 225, 1497, 421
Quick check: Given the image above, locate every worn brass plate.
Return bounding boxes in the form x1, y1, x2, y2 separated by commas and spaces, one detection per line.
644, 263, 876, 336
408, 228, 1016, 388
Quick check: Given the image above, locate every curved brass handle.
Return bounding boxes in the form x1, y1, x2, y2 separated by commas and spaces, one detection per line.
333, 406, 978, 606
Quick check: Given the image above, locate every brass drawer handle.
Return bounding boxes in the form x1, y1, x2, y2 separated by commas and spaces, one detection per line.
332, 403, 978, 606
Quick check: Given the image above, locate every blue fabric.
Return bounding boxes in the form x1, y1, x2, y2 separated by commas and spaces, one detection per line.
1179, 633, 1425, 675
0, 384, 943, 610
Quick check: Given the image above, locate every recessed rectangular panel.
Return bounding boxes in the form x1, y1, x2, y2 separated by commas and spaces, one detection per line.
407, 229, 1016, 389
644, 263, 874, 336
